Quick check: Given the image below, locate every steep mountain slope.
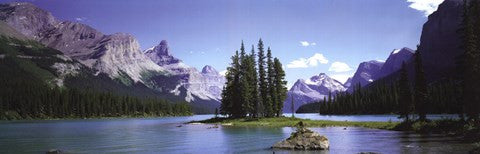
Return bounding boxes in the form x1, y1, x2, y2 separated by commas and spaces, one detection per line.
347, 60, 384, 92
343, 77, 352, 89
376, 47, 414, 79
0, 23, 174, 100
283, 73, 346, 113
417, 0, 464, 81
0, 2, 165, 83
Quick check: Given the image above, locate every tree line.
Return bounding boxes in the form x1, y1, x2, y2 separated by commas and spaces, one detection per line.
307, 0, 480, 122
221, 39, 288, 118
0, 58, 192, 120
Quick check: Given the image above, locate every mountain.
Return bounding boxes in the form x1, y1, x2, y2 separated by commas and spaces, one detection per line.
417, 0, 463, 81
0, 2, 224, 113
283, 73, 346, 113
0, 22, 171, 100
144, 41, 225, 103
376, 47, 414, 79
365, 0, 464, 88
343, 77, 352, 88
347, 60, 384, 92
0, 2, 165, 83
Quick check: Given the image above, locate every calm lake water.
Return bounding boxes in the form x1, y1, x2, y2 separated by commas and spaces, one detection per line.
0, 114, 473, 154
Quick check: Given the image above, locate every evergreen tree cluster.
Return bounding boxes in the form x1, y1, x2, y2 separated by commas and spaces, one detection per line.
220, 39, 287, 118
459, 0, 480, 121
0, 58, 192, 120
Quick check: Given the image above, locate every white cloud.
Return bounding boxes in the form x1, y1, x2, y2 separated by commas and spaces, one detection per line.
300, 41, 316, 47
328, 61, 352, 73
219, 70, 227, 76
287, 53, 328, 68
406, 0, 444, 17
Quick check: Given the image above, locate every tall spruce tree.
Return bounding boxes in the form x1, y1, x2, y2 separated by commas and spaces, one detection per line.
266, 47, 275, 117
220, 51, 241, 117
414, 49, 428, 121
273, 58, 287, 117
248, 45, 260, 117
257, 39, 269, 117
398, 62, 413, 122
238, 42, 250, 117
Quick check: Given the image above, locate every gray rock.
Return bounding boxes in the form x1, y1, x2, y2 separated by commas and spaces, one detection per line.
272, 127, 329, 150
46, 149, 65, 154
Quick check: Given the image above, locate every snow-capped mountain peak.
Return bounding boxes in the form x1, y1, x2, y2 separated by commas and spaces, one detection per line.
284, 73, 346, 113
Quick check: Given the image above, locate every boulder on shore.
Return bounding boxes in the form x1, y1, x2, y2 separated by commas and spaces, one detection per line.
272, 122, 329, 150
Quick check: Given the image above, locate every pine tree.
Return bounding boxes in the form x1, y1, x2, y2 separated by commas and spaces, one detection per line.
266, 47, 275, 117
414, 49, 428, 121
398, 62, 413, 122
257, 39, 269, 117
238, 42, 250, 117
248, 45, 260, 117
221, 51, 240, 117
273, 58, 287, 117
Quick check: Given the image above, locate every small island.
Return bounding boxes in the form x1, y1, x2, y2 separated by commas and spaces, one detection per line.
272, 121, 329, 150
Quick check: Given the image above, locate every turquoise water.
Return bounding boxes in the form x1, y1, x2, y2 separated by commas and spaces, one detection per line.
0, 114, 473, 153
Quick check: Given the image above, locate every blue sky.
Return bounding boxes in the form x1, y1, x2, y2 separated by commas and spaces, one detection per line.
3, 0, 443, 88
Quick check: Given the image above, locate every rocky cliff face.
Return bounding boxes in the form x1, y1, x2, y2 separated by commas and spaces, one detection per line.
418, 0, 464, 80
347, 60, 384, 92
90, 33, 165, 82
284, 73, 346, 113
0, 2, 57, 40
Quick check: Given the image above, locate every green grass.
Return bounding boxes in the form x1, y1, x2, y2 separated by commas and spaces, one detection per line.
190, 116, 400, 130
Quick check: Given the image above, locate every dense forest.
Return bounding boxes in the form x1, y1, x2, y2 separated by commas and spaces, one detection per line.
0, 36, 191, 120
221, 39, 288, 118
299, 0, 480, 122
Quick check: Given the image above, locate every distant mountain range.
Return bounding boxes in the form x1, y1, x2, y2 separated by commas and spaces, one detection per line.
0, 2, 225, 113
285, 47, 414, 112
292, 0, 465, 113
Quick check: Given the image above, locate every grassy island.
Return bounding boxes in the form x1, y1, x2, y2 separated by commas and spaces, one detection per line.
190, 117, 399, 130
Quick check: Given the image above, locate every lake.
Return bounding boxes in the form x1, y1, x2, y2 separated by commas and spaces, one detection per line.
0, 114, 473, 153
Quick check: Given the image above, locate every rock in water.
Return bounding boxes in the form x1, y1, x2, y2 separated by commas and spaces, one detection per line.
272, 125, 329, 150
46, 149, 65, 154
